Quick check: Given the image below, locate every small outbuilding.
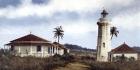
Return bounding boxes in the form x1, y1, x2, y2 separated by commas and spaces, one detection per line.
109, 43, 138, 62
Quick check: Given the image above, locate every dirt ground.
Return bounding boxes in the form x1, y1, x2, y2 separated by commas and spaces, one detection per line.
54, 62, 90, 70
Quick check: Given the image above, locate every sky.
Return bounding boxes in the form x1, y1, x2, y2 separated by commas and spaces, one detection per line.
0, 0, 140, 49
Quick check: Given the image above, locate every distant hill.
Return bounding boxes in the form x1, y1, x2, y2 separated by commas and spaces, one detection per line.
132, 46, 140, 53
64, 44, 96, 52
64, 44, 96, 57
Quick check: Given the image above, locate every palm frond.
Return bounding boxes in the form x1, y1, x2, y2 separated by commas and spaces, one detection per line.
110, 26, 119, 39
53, 26, 64, 43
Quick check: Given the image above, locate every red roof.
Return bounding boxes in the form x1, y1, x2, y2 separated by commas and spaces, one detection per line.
11, 34, 49, 42
6, 34, 51, 46
111, 43, 137, 53
6, 34, 67, 49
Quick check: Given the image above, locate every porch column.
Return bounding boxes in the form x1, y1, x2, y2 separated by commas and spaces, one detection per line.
42, 46, 43, 57
30, 46, 32, 55
57, 47, 58, 54
18, 46, 21, 53
55, 47, 57, 54
18, 46, 21, 56
56, 45, 58, 54
58, 48, 60, 54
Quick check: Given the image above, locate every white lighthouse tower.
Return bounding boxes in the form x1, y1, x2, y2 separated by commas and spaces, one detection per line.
96, 9, 111, 62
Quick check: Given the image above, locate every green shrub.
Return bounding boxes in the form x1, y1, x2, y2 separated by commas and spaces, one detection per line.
81, 56, 95, 61
61, 53, 75, 62
0, 53, 75, 70
81, 60, 140, 70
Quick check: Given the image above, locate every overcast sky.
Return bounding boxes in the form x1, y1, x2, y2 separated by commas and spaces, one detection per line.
0, 0, 140, 49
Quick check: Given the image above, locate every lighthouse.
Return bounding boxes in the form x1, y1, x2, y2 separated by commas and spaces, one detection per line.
96, 9, 111, 62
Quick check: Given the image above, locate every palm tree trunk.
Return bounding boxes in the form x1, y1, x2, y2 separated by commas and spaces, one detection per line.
111, 35, 113, 39
58, 36, 60, 43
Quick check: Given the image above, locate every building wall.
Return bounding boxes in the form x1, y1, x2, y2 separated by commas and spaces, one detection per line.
97, 21, 111, 62
59, 49, 64, 55
13, 45, 65, 57
111, 53, 138, 61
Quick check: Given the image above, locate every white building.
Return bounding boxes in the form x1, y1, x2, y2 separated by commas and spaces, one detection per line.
96, 9, 111, 62
6, 34, 68, 57
110, 43, 138, 62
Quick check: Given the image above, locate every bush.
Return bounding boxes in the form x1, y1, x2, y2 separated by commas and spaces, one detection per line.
0, 52, 75, 70
81, 56, 95, 61
61, 53, 75, 62
81, 60, 140, 70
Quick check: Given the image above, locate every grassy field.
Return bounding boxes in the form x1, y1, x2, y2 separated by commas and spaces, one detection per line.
0, 53, 75, 70
1, 49, 140, 70
80, 60, 140, 70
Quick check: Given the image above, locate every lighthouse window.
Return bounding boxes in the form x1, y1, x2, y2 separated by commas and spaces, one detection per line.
103, 43, 105, 47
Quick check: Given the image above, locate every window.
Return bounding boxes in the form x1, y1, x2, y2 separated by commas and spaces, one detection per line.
37, 45, 41, 52
103, 43, 105, 47
102, 56, 104, 58
48, 47, 51, 54
53, 47, 55, 53
11, 45, 14, 51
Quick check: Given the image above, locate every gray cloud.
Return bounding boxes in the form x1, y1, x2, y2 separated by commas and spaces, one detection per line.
0, 0, 140, 49
0, 16, 50, 27
51, 11, 80, 22
108, 0, 140, 17
32, 0, 50, 5
0, 0, 21, 8
0, 11, 81, 27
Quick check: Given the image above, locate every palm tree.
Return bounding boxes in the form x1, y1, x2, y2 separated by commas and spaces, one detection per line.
53, 26, 64, 43
110, 26, 119, 39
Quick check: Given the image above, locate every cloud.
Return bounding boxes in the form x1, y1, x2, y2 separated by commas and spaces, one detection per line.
63, 21, 97, 35
102, 0, 134, 8
0, 0, 21, 8
32, 0, 50, 4
0, 0, 101, 18
0, 0, 138, 19
112, 11, 140, 30
0, 0, 140, 49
